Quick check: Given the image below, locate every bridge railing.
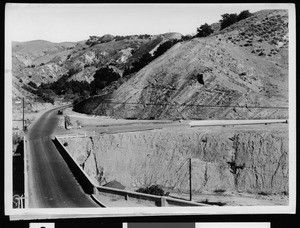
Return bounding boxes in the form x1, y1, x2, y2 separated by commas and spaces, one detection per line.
56, 133, 97, 139
94, 185, 208, 207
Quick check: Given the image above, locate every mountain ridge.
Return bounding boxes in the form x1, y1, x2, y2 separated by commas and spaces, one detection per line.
12, 9, 289, 120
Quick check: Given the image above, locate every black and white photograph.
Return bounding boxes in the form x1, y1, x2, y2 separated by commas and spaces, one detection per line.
4, 3, 296, 219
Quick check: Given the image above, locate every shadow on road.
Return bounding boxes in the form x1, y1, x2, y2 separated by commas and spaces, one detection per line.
52, 138, 95, 195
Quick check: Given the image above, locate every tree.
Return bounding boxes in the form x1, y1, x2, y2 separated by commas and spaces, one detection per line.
132, 53, 153, 72
237, 10, 252, 21
220, 13, 238, 30
220, 10, 252, 30
196, 23, 214, 37
180, 35, 193, 41
92, 66, 120, 91
153, 40, 178, 59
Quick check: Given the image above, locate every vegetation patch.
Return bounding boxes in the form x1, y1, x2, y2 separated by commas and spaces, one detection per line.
199, 199, 227, 206
136, 185, 165, 196
220, 10, 252, 30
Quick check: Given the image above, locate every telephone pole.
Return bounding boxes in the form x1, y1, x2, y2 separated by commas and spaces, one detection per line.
189, 158, 192, 201
22, 97, 25, 131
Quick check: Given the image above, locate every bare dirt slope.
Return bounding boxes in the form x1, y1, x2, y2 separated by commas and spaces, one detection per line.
60, 121, 288, 206
75, 9, 288, 120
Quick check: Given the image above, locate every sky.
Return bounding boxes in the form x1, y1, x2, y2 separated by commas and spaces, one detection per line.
5, 3, 291, 43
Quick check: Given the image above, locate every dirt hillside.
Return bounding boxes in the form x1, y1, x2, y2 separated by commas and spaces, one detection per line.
61, 123, 288, 196
75, 9, 289, 120
11, 34, 181, 106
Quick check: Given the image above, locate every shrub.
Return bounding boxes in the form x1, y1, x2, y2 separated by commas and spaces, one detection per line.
136, 185, 165, 196
137, 34, 151, 39
85, 36, 101, 46
27, 81, 37, 89
68, 68, 80, 77
12, 132, 22, 145
41, 93, 55, 104
180, 35, 194, 41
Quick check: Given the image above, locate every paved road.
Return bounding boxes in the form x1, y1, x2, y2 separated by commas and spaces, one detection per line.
26, 106, 99, 208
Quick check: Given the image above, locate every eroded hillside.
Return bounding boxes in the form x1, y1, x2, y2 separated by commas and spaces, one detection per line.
75, 10, 288, 120
11, 33, 181, 105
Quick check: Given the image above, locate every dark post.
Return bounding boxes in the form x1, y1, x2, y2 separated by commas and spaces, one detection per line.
22, 97, 25, 131
189, 158, 192, 201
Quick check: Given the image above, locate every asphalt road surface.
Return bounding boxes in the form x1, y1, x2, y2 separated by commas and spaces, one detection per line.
26, 106, 99, 208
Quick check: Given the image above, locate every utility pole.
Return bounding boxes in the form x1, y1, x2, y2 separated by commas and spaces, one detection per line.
189, 158, 192, 201
22, 97, 25, 131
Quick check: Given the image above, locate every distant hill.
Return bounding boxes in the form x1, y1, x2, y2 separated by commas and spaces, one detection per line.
11, 32, 182, 108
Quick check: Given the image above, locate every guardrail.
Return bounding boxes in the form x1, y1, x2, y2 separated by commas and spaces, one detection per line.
54, 136, 207, 207
56, 133, 97, 139
189, 119, 288, 127
94, 185, 207, 207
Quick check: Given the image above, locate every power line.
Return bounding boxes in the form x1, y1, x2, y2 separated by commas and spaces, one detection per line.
90, 100, 289, 109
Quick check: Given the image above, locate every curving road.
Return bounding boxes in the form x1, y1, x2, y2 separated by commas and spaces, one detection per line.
26, 106, 99, 208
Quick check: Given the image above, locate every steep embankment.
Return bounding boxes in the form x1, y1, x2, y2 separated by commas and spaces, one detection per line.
61, 124, 288, 195
75, 10, 288, 120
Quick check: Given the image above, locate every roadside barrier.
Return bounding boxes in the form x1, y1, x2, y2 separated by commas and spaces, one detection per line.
94, 185, 208, 207
56, 133, 96, 139
189, 119, 288, 127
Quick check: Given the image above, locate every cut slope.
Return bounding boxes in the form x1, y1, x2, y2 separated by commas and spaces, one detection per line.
61, 124, 288, 195
75, 9, 288, 120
